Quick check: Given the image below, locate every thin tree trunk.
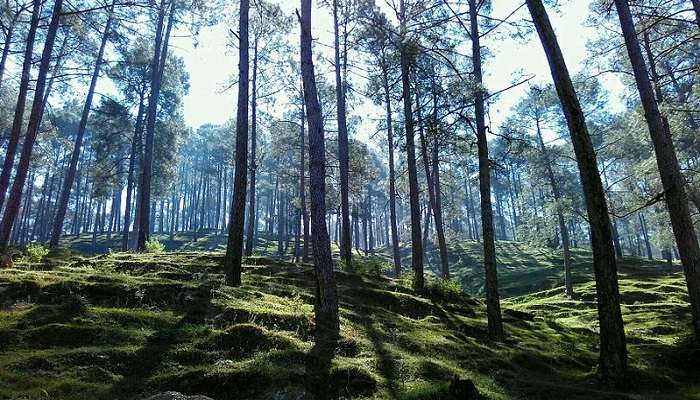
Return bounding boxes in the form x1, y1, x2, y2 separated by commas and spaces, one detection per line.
137, 0, 174, 250
0, 0, 40, 212
527, 0, 627, 384
0, 13, 17, 89
50, 9, 113, 247
245, 37, 259, 256
381, 64, 402, 276
535, 118, 574, 296
122, 97, 145, 250
0, 0, 64, 251
299, 89, 310, 262
332, 0, 352, 268
469, 0, 504, 340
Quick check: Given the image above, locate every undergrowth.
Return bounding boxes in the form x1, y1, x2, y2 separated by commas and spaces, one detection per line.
0, 242, 697, 399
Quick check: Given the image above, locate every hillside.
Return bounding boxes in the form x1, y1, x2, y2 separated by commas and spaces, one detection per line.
0, 242, 698, 399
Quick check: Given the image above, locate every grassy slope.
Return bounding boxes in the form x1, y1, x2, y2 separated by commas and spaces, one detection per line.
0, 238, 698, 399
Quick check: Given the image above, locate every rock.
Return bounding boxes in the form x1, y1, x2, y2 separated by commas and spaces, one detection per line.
144, 392, 214, 400
448, 376, 480, 399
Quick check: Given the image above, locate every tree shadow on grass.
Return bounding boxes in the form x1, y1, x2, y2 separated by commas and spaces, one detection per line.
358, 315, 402, 399
305, 333, 339, 400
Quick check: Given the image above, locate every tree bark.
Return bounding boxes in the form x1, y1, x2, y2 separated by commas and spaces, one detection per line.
0, 0, 64, 251
299, 88, 310, 262
527, 0, 627, 384
224, 0, 249, 285
381, 64, 402, 276
245, 37, 259, 256
300, 0, 340, 340
399, 0, 424, 292
614, 0, 700, 339
332, 0, 352, 269
468, 0, 504, 340
0, 0, 40, 212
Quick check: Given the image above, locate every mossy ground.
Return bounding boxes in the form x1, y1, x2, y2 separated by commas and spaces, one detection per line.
0, 235, 698, 399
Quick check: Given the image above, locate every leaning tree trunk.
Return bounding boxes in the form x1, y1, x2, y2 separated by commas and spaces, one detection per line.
381, 64, 402, 276
0, 0, 64, 252
468, 0, 504, 341
332, 0, 352, 269
300, 0, 339, 340
244, 37, 259, 257
527, 0, 627, 385
224, 0, 249, 285
399, 0, 424, 292
614, 0, 700, 339
50, 10, 113, 248
0, 0, 40, 212
535, 118, 573, 297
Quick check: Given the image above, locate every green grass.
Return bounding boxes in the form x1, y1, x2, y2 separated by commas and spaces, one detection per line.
0, 239, 698, 399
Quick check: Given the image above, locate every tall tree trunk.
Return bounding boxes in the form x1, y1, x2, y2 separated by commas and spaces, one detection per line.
0, 0, 64, 251
299, 89, 310, 262
332, 0, 352, 269
639, 213, 653, 260
0, 11, 18, 89
399, 0, 424, 291
122, 98, 144, 250
614, 0, 700, 339
0, 0, 40, 212
224, 0, 249, 285
430, 87, 449, 279
692, 0, 700, 29
527, 0, 627, 384
535, 118, 574, 296
245, 37, 259, 256
416, 86, 450, 279
300, 0, 339, 340
137, 0, 174, 250
469, 0, 504, 340
50, 9, 113, 247
381, 64, 402, 276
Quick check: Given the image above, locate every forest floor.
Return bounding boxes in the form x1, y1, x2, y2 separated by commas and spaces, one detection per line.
0, 234, 698, 399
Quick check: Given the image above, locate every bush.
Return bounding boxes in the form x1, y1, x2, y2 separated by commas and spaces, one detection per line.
24, 243, 49, 263
343, 256, 392, 276
425, 278, 465, 302
145, 239, 165, 253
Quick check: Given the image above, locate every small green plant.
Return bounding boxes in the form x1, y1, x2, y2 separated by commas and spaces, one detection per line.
60, 293, 89, 314
24, 243, 49, 263
398, 271, 416, 289
144, 239, 165, 253
425, 278, 465, 302
347, 256, 392, 276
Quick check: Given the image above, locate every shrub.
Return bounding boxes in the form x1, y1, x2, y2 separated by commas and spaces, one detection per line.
344, 256, 392, 276
145, 239, 165, 253
24, 243, 49, 263
425, 278, 465, 302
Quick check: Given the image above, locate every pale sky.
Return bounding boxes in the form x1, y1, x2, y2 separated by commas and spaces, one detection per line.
169, 0, 624, 135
